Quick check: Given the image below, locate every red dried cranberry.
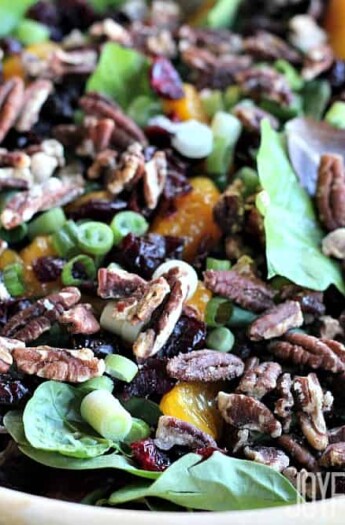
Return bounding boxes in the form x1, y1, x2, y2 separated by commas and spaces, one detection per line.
33, 257, 65, 283
149, 57, 184, 100
195, 447, 225, 459
0, 375, 29, 406
131, 439, 171, 471
67, 199, 127, 222
158, 313, 206, 359
122, 358, 175, 400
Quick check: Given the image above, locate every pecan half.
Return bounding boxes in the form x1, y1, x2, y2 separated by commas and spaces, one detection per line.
236, 361, 282, 399
13, 346, 105, 383
167, 350, 244, 382
248, 301, 303, 341
97, 267, 147, 299
204, 269, 275, 313
232, 104, 279, 133
0, 336, 25, 373
243, 31, 300, 63
1, 175, 84, 229
319, 443, 345, 468
1, 287, 81, 342
268, 332, 345, 374
322, 228, 345, 260
274, 373, 294, 432
293, 374, 328, 451
0, 77, 25, 144
279, 285, 325, 320
155, 416, 217, 451
235, 67, 293, 106
316, 153, 345, 231
15, 79, 53, 132
218, 393, 282, 438
328, 426, 345, 444
213, 180, 244, 234
59, 304, 100, 335
302, 44, 334, 81
244, 446, 290, 472
277, 435, 319, 472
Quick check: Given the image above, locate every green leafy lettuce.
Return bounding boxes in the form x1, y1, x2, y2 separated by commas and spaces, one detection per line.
86, 42, 153, 109
0, 0, 36, 37
257, 120, 345, 294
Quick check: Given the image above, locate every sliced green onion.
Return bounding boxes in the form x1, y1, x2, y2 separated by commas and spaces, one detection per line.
303, 80, 331, 120
14, 18, 50, 46
206, 258, 231, 271
235, 167, 260, 196
105, 354, 138, 383
206, 0, 242, 29
260, 96, 302, 121
79, 376, 114, 393
110, 211, 148, 246
78, 221, 114, 255
61, 255, 97, 286
274, 59, 304, 91
227, 306, 258, 328
224, 85, 242, 110
0, 223, 27, 244
3, 263, 25, 297
52, 220, 79, 257
206, 326, 235, 353
207, 112, 242, 177
325, 101, 345, 129
28, 207, 66, 240
123, 418, 151, 444
200, 89, 224, 119
205, 297, 233, 327
80, 390, 132, 441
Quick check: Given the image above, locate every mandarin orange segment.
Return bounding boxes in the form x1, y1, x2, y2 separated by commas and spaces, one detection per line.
163, 84, 208, 123
3, 56, 26, 81
20, 235, 59, 296
186, 281, 212, 321
159, 381, 223, 440
151, 177, 221, 262
0, 249, 23, 270
325, 0, 345, 58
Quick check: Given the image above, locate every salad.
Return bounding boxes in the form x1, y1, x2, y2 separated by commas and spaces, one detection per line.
0, 0, 344, 513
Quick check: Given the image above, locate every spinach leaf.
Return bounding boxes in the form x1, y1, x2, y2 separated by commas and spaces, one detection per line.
89, 0, 124, 13
86, 43, 152, 109
204, 0, 243, 28
107, 452, 302, 511
257, 120, 345, 294
22, 381, 112, 458
303, 80, 331, 120
0, 0, 36, 37
122, 397, 162, 427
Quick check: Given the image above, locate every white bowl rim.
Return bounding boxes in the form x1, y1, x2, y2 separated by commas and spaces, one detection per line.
0, 486, 345, 525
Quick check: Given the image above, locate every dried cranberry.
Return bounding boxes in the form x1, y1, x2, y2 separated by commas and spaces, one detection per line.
149, 57, 184, 100
158, 313, 206, 359
33, 257, 65, 283
40, 78, 86, 126
67, 199, 127, 222
131, 439, 171, 471
111, 233, 184, 279
57, 0, 98, 34
0, 375, 29, 406
122, 358, 175, 400
71, 332, 121, 359
195, 447, 225, 459
144, 125, 172, 149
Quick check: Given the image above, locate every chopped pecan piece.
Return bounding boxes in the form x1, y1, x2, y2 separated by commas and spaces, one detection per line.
106, 142, 145, 195
236, 361, 282, 399
155, 416, 217, 451
218, 393, 282, 438
89, 18, 132, 45
0, 336, 25, 373
319, 443, 345, 468
232, 104, 279, 133
178, 25, 242, 56
15, 79, 53, 132
293, 374, 328, 451
268, 332, 345, 374
322, 228, 345, 260
279, 285, 325, 321
0, 77, 25, 143
1, 176, 84, 229
316, 153, 345, 231
277, 435, 319, 472
143, 150, 167, 210
13, 346, 105, 383
79, 117, 115, 157
248, 301, 303, 341
97, 267, 147, 299
87, 149, 118, 180
79, 92, 147, 146
59, 304, 100, 335
204, 269, 275, 313
244, 446, 290, 472
213, 181, 244, 234
243, 31, 300, 63
235, 67, 293, 106
328, 426, 345, 444
49, 48, 98, 78
1, 287, 81, 342
302, 44, 334, 81
318, 315, 344, 340
274, 373, 294, 432
167, 350, 244, 382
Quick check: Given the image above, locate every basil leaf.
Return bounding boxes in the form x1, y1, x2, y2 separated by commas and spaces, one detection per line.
22, 381, 112, 458
86, 42, 153, 109
0, 0, 36, 37
108, 452, 301, 511
122, 397, 162, 427
257, 120, 345, 294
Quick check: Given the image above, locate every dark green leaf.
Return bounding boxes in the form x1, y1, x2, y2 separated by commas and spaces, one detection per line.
122, 397, 162, 427
0, 0, 36, 37
303, 80, 331, 120
107, 452, 302, 511
86, 43, 152, 109
257, 120, 345, 294
204, 0, 243, 29
88, 0, 124, 13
